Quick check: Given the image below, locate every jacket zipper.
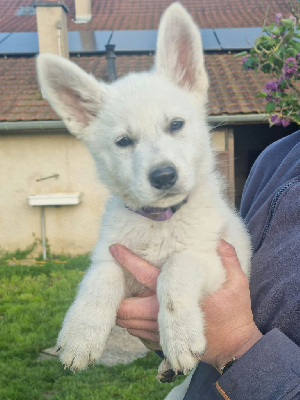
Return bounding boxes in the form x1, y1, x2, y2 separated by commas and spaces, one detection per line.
259, 181, 298, 248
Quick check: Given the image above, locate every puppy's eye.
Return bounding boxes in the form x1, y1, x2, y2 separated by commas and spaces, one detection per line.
170, 120, 184, 132
116, 137, 134, 147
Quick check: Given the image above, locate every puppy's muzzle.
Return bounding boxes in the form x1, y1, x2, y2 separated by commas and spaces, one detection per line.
149, 163, 178, 189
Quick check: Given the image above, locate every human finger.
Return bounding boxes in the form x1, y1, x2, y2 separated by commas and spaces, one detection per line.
218, 239, 248, 288
110, 244, 160, 292
117, 294, 159, 321
127, 328, 160, 344
116, 317, 159, 332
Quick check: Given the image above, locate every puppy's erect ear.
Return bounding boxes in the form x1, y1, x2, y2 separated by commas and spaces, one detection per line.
36, 54, 105, 140
155, 3, 208, 93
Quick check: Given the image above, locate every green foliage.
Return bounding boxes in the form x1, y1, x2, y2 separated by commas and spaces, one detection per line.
0, 241, 38, 263
0, 256, 184, 400
236, 5, 300, 127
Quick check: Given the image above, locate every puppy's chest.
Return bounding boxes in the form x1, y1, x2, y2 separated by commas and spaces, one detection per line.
117, 218, 194, 296
126, 221, 191, 267
106, 212, 197, 269
101, 204, 223, 296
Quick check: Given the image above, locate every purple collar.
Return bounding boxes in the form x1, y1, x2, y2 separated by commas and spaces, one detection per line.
127, 197, 188, 221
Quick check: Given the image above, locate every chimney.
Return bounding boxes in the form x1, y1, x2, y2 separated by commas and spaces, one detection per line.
34, 1, 69, 58
105, 44, 117, 82
75, 0, 92, 24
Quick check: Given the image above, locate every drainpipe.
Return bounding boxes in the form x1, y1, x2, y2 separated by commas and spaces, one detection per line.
105, 44, 117, 82
41, 207, 47, 260
56, 20, 62, 56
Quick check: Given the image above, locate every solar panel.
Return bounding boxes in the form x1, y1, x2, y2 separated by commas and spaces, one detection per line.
110, 29, 221, 52
0, 33, 11, 45
214, 27, 262, 50
0, 31, 112, 55
69, 31, 112, 53
0, 27, 264, 55
109, 30, 157, 52
0, 32, 39, 54
201, 29, 221, 51
15, 6, 36, 16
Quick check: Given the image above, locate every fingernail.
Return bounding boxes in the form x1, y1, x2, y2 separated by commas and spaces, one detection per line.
109, 245, 117, 257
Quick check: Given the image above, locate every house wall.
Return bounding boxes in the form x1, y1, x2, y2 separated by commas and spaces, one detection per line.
0, 132, 108, 255
0, 128, 233, 256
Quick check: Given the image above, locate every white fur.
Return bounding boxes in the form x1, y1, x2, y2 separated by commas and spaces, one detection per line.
36, 3, 251, 399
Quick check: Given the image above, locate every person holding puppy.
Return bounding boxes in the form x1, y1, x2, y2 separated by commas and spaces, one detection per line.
110, 129, 300, 399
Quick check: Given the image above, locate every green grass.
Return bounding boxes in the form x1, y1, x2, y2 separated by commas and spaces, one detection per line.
0, 251, 183, 400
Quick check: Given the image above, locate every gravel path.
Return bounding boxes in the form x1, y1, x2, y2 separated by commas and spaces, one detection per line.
38, 326, 149, 366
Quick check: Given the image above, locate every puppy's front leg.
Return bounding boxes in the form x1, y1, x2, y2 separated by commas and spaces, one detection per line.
158, 251, 225, 373
57, 260, 125, 371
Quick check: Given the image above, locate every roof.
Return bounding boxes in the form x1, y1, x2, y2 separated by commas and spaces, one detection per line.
0, 0, 295, 124
0, 53, 268, 122
0, 0, 293, 32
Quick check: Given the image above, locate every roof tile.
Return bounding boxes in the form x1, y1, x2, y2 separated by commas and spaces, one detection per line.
0, 53, 268, 122
0, 0, 291, 122
0, 0, 294, 32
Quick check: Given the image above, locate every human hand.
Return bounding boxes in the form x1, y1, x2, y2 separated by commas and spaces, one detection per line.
109, 241, 263, 371
200, 240, 263, 372
109, 244, 162, 350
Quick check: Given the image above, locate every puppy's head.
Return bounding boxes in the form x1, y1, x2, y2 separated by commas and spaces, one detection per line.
36, 3, 212, 209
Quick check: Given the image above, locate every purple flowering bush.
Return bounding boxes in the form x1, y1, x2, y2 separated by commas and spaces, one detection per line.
237, 11, 300, 127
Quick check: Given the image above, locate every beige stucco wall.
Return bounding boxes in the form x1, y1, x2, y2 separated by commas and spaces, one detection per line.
0, 131, 108, 255
0, 128, 232, 256
36, 5, 69, 58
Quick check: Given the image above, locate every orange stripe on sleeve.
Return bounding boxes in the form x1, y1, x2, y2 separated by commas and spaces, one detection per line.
216, 381, 231, 400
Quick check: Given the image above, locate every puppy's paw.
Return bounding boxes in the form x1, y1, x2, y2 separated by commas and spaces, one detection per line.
56, 314, 112, 371
159, 310, 206, 373
157, 358, 178, 383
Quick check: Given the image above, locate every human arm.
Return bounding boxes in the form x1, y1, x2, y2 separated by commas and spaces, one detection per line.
111, 238, 300, 399
110, 240, 263, 372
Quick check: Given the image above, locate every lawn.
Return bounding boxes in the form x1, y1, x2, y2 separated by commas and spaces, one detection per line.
0, 250, 183, 400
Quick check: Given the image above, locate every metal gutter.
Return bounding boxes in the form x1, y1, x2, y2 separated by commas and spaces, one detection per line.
208, 113, 269, 125
0, 120, 67, 132
0, 114, 269, 132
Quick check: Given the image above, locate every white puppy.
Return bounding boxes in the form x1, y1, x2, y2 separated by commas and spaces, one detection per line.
37, 3, 251, 399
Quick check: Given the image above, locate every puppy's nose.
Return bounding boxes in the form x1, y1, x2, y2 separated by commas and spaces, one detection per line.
149, 164, 178, 189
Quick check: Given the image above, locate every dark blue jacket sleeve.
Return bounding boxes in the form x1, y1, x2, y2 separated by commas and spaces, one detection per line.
216, 329, 300, 399
184, 130, 300, 399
